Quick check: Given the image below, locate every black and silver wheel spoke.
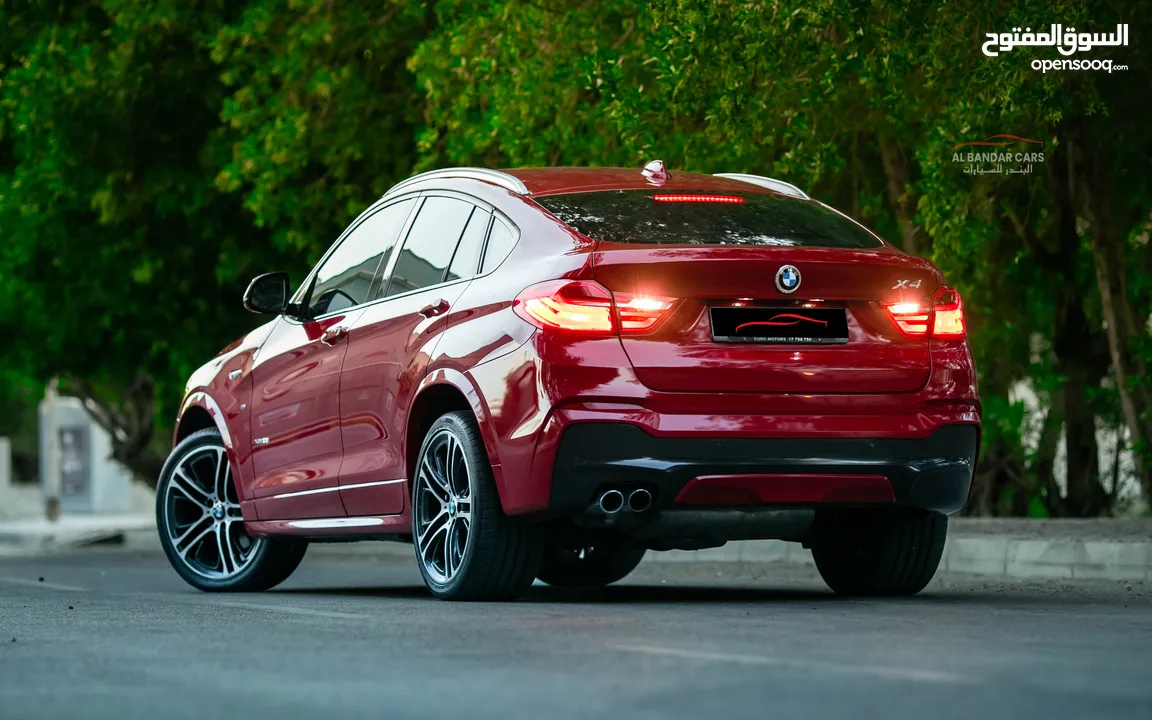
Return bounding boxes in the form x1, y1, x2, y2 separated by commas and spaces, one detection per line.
415, 429, 473, 585
212, 447, 230, 503
418, 509, 450, 564
163, 443, 263, 581
446, 517, 467, 577
170, 468, 212, 510
173, 516, 214, 560
444, 436, 462, 496
420, 456, 451, 504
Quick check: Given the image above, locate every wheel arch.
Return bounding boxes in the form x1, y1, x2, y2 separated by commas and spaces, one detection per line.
174, 392, 232, 448
175, 405, 217, 445
168, 389, 256, 502
406, 370, 501, 493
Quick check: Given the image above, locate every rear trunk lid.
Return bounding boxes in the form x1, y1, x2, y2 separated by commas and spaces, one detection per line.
535, 189, 938, 394
594, 245, 936, 393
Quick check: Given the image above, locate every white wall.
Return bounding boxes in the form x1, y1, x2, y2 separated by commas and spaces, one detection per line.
0, 437, 10, 491
38, 397, 134, 514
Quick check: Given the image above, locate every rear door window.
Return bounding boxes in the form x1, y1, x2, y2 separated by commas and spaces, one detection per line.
481, 217, 517, 274
534, 190, 883, 249
446, 208, 491, 282
384, 196, 473, 297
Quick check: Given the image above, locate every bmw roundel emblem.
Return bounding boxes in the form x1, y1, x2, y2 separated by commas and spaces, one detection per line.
775, 265, 801, 294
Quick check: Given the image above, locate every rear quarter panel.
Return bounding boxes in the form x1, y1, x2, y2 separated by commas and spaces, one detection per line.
426, 179, 599, 510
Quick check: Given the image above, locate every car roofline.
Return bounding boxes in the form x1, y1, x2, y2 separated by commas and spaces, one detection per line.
382, 165, 813, 201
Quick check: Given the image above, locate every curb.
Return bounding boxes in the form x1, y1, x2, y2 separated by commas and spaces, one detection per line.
641, 535, 1152, 582
305, 521, 1152, 582
0, 515, 156, 556
3, 516, 1149, 582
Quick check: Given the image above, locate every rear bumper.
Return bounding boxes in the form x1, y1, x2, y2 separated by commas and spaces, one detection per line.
548, 423, 978, 516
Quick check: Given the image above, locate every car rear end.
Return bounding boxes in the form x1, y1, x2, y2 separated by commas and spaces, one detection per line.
510, 178, 980, 560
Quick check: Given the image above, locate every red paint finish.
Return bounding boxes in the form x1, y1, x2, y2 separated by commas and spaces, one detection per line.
336, 283, 470, 515
675, 474, 896, 506
175, 319, 278, 519
172, 166, 981, 538
247, 310, 365, 519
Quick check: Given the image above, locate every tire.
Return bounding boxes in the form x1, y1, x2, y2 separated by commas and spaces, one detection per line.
536, 541, 646, 587
411, 411, 544, 600
157, 428, 307, 592
811, 509, 947, 596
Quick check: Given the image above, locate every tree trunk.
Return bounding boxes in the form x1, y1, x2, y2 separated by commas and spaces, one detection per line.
1050, 142, 1109, 516
1060, 357, 1106, 516
66, 373, 166, 489
1004, 141, 1109, 516
878, 137, 924, 255
1069, 118, 1152, 502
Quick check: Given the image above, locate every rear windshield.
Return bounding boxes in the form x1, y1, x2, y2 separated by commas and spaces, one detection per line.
534, 190, 883, 249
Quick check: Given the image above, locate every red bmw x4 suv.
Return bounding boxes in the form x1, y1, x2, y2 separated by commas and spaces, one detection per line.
157, 163, 980, 600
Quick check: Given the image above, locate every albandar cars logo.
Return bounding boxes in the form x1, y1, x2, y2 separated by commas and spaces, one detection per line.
951, 135, 1045, 176
982, 23, 1129, 73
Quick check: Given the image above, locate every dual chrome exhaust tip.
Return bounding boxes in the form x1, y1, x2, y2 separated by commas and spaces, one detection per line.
597, 488, 653, 514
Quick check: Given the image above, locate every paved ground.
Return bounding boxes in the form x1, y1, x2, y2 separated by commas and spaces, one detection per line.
1, 548, 1150, 720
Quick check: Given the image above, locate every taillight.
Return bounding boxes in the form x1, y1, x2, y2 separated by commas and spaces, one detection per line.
932, 287, 966, 338
513, 280, 615, 333
513, 281, 677, 334
882, 286, 966, 339
614, 293, 677, 332
883, 301, 931, 337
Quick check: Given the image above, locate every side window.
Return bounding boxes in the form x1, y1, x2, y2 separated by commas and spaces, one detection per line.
446, 208, 491, 282
481, 217, 517, 274
306, 198, 416, 318
384, 196, 473, 297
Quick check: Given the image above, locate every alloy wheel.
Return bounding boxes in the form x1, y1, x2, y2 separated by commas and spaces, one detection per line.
414, 428, 473, 585
162, 444, 262, 580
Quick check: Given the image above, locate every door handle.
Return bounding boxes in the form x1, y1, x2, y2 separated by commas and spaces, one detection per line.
418, 299, 450, 318
320, 326, 348, 346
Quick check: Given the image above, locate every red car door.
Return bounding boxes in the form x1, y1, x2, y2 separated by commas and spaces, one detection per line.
247, 197, 418, 520
338, 195, 491, 516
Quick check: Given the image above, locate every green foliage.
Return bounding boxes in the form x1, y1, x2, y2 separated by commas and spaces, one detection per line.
211, 0, 428, 258
1, 1, 255, 409
0, 0, 1149, 511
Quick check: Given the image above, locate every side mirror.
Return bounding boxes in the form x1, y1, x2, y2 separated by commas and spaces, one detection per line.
243, 272, 290, 315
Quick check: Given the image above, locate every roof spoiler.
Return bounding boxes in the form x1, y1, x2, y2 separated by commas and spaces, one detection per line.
713, 173, 810, 200
385, 167, 530, 197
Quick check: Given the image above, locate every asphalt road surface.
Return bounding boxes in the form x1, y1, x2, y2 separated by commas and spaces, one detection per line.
1, 547, 1150, 720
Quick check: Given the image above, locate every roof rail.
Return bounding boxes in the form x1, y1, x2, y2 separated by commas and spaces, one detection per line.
384, 167, 530, 197
713, 173, 810, 200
